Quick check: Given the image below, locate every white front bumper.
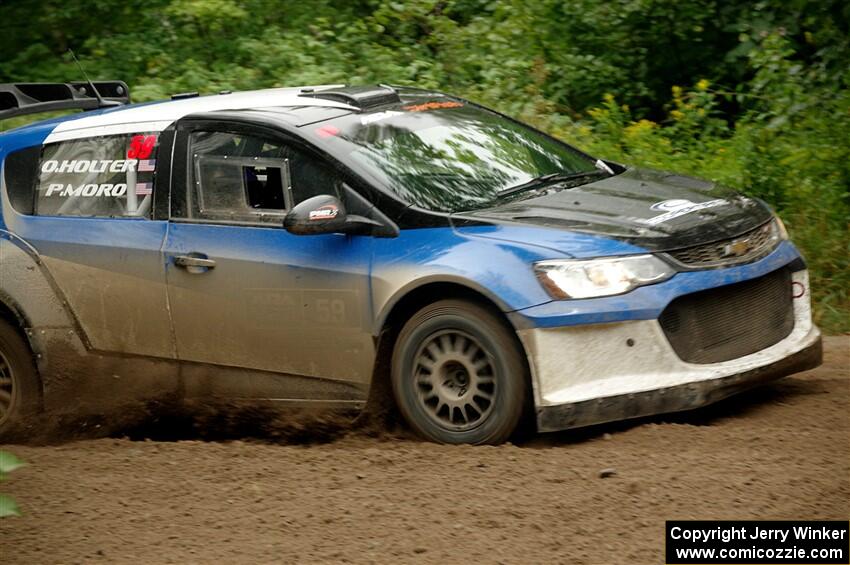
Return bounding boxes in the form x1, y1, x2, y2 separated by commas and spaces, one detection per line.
519, 270, 822, 431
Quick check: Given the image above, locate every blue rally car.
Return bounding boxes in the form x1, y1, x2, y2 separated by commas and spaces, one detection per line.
0, 82, 822, 444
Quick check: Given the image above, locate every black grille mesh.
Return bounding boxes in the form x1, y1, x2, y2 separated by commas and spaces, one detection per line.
659, 269, 794, 364
668, 221, 776, 267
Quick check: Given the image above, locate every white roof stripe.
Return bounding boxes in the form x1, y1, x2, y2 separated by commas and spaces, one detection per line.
45, 121, 174, 143
47, 85, 355, 138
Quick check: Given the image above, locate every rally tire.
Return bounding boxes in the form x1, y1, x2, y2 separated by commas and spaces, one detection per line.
0, 319, 41, 441
391, 299, 527, 444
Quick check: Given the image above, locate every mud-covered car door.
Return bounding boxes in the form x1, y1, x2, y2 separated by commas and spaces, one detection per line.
5, 131, 176, 359
163, 121, 374, 400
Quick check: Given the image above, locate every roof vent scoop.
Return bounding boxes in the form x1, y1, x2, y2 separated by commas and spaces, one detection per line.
0, 81, 131, 121
299, 85, 401, 110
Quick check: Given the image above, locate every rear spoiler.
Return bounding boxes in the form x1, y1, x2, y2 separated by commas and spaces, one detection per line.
0, 81, 130, 121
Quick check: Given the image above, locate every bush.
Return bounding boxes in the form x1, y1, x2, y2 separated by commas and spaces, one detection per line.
0, 450, 24, 517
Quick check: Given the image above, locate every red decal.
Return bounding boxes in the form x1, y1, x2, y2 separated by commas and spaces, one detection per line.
127, 135, 158, 159
315, 125, 340, 138
403, 101, 464, 112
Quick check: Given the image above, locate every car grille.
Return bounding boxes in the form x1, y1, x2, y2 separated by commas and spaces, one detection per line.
667, 220, 778, 267
659, 268, 794, 364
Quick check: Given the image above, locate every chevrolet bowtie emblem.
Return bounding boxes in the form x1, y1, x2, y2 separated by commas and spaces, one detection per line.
723, 239, 751, 257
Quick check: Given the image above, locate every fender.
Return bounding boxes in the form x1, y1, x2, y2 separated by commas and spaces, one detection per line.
372, 273, 517, 337
368, 225, 568, 338
0, 233, 79, 337
0, 234, 81, 403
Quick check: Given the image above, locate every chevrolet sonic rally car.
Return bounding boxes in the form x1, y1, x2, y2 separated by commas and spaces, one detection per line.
0, 82, 822, 444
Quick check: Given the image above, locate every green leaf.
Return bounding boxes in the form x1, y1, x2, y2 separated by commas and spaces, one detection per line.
0, 494, 20, 517
0, 451, 25, 474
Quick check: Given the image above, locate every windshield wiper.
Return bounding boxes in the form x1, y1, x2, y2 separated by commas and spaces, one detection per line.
497, 169, 610, 198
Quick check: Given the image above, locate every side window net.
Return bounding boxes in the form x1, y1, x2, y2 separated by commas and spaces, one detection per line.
35, 133, 159, 218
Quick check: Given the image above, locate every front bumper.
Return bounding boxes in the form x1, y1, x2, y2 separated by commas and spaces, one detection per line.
534, 335, 821, 432
518, 268, 822, 432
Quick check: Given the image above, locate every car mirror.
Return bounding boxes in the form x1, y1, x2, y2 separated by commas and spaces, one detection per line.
284, 195, 348, 235
284, 194, 385, 236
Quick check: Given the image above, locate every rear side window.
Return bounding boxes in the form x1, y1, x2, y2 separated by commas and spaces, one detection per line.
3, 146, 40, 215
35, 133, 160, 218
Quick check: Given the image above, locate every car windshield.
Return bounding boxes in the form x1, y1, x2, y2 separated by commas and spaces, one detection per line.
308, 100, 600, 212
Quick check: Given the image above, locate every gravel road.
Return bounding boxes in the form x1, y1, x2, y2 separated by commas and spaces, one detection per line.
1, 336, 847, 564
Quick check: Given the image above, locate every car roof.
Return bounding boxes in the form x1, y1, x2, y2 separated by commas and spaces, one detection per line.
1, 85, 361, 144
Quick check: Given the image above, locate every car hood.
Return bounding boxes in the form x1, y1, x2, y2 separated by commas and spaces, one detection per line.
452, 167, 773, 252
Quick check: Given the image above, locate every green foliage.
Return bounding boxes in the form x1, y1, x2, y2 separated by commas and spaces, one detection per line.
552, 29, 849, 332
0, 0, 847, 330
0, 450, 24, 517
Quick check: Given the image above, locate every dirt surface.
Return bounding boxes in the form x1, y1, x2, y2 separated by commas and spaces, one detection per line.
1, 336, 847, 564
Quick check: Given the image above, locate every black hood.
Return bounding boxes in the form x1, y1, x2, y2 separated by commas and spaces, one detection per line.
454, 167, 773, 251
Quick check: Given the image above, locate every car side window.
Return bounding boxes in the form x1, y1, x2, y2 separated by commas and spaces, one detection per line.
189, 131, 289, 224
35, 133, 160, 218
184, 130, 345, 225
287, 146, 344, 205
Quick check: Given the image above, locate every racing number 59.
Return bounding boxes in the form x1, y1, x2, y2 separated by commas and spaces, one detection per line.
315, 298, 346, 324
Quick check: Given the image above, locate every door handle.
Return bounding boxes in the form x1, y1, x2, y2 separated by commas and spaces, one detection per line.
174, 254, 216, 272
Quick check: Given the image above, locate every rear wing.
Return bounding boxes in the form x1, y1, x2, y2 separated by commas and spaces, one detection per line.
0, 81, 130, 120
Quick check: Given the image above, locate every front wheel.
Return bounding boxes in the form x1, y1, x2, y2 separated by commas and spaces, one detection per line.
391, 300, 528, 444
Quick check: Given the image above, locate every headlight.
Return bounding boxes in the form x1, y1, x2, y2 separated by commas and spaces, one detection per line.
534, 255, 674, 299
772, 215, 788, 240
